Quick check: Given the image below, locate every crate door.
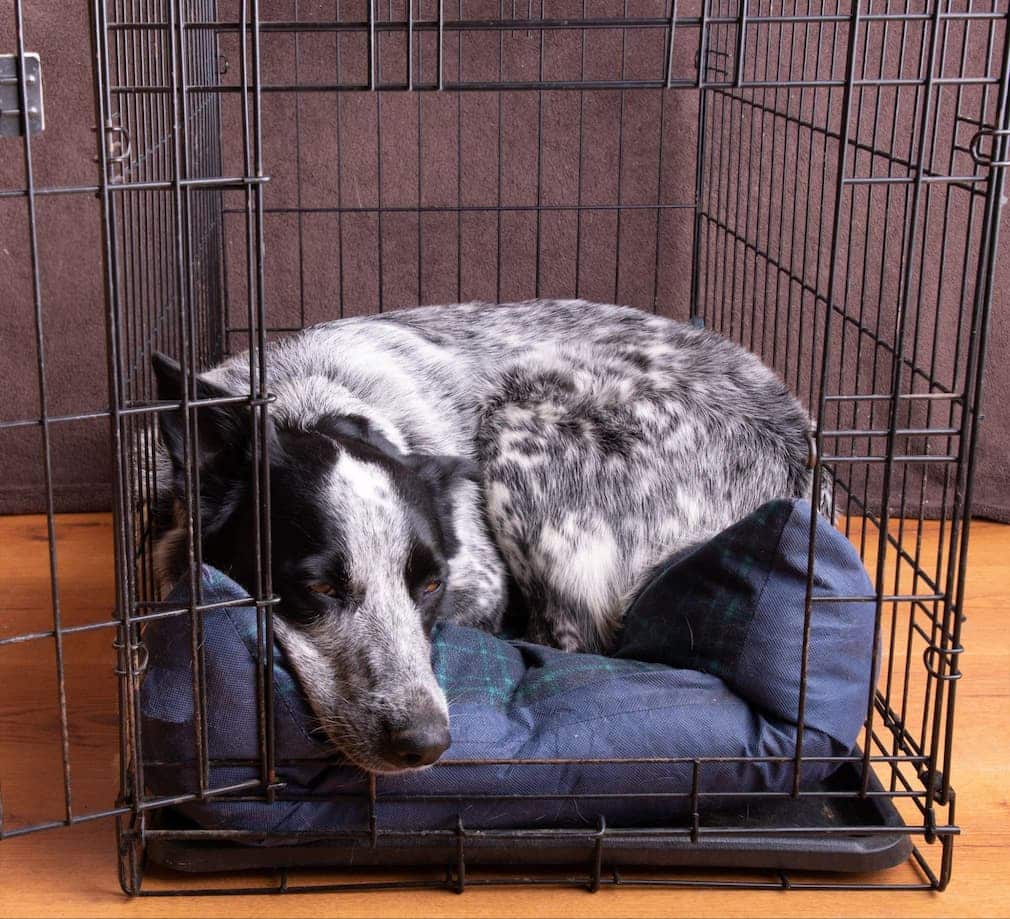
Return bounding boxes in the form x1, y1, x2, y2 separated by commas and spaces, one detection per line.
0, 2, 270, 870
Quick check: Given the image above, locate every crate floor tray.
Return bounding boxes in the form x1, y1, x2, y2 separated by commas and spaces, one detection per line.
145, 763, 913, 876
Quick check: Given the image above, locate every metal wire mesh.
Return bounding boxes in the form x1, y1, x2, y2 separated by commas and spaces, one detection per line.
0, 0, 1008, 898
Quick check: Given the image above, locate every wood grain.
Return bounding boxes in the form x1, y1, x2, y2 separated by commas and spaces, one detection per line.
1, 512, 1008, 917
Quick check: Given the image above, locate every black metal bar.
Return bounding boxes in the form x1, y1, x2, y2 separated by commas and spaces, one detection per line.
107, 74, 1005, 93
929, 0, 1010, 821
454, 815, 465, 893
368, 0, 377, 90
862, 0, 947, 800
689, 759, 701, 843
588, 815, 606, 892
137, 749, 937, 768
166, 0, 210, 800
102, 11, 1009, 34
13, 0, 74, 830
795, 0, 862, 798
407, 0, 414, 91
573, 0, 587, 299
664, 0, 679, 88
534, 0, 545, 299
137, 820, 956, 841
437, 0, 444, 91
219, 201, 695, 215
129, 876, 939, 897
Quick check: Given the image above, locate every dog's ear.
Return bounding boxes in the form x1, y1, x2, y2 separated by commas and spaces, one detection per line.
152, 351, 251, 468
315, 413, 405, 461
314, 413, 479, 490
404, 454, 482, 492
404, 455, 481, 557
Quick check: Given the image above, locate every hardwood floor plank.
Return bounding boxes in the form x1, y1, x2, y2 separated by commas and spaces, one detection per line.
1, 512, 1007, 916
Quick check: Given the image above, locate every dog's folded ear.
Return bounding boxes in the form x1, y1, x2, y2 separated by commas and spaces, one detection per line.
404, 454, 482, 492
315, 413, 405, 461
312, 412, 479, 490
152, 352, 252, 469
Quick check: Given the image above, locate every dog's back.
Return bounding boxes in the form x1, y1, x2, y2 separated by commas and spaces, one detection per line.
231, 300, 809, 652
432, 302, 813, 651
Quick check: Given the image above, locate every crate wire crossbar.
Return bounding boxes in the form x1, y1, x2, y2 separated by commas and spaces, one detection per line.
0, 0, 1007, 898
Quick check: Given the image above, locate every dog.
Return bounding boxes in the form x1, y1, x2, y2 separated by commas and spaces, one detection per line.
150, 300, 813, 773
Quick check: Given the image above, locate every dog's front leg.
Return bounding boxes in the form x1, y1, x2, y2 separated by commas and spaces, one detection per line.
441, 480, 508, 632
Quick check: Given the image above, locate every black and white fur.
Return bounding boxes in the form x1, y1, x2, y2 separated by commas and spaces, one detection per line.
151, 300, 813, 772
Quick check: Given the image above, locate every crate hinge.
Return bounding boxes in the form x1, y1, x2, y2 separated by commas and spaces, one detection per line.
0, 52, 44, 138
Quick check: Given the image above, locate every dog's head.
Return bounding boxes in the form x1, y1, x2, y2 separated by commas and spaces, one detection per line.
151, 353, 477, 773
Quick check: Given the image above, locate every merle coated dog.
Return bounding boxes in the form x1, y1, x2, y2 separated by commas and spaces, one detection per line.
151, 300, 813, 773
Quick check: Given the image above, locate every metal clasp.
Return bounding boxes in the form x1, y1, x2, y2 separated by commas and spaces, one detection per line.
969, 127, 1010, 168
922, 642, 964, 681
93, 115, 132, 171
113, 633, 149, 680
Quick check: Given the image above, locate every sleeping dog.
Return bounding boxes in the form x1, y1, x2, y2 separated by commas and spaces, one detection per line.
151, 300, 813, 772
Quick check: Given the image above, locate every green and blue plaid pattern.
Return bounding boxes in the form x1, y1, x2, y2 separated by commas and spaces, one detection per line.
431, 625, 669, 710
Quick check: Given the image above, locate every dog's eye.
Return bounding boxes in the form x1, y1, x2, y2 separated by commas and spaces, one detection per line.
307, 581, 338, 598
423, 578, 442, 595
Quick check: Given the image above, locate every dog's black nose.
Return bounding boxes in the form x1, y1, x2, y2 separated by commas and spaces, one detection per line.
384, 724, 451, 768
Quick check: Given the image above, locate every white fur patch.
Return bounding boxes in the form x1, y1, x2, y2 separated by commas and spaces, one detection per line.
537, 516, 620, 620
485, 480, 514, 517
326, 451, 407, 584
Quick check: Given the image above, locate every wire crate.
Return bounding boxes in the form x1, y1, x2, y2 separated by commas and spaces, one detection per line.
1, 0, 1008, 898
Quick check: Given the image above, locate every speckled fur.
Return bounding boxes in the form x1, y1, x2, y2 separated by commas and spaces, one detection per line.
151, 300, 813, 766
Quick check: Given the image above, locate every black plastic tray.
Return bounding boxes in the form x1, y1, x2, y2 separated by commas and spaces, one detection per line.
146, 762, 914, 876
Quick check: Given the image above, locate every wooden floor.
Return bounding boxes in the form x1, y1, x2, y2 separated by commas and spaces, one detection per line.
0, 512, 1008, 917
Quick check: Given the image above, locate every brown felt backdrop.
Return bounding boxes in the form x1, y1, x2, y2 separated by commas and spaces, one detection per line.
1, 1, 1008, 520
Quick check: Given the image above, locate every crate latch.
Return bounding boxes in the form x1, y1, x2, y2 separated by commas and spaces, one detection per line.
0, 52, 44, 138
970, 126, 1010, 169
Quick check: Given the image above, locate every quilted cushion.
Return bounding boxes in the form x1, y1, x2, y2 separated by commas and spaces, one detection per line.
141, 498, 876, 838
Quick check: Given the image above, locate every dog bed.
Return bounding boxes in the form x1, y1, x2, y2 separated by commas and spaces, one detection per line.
140, 498, 877, 839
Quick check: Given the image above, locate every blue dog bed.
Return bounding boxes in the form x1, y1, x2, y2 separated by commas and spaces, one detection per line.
141, 499, 876, 839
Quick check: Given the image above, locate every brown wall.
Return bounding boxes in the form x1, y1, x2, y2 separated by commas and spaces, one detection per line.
1, 2, 112, 513
2, 1, 1008, 521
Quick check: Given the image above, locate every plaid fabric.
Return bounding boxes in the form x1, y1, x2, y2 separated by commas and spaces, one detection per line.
432, 626, 668, 710
615, 499, 796, 681
140, 497, 877, 837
